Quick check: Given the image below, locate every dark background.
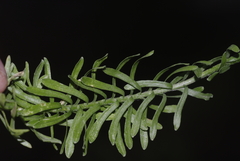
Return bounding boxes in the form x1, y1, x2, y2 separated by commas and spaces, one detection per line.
1, 1, 240, 161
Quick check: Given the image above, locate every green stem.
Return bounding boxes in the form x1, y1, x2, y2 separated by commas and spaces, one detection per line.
65, 55, 240, 112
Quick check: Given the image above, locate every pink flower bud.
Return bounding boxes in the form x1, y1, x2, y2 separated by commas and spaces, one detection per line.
0, 59, 7, 93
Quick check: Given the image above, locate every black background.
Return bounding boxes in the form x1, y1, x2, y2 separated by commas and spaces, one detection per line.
1, 1, 240, 161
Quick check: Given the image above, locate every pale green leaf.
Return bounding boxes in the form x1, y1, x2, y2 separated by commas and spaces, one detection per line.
174, 87, 188, 131
109, 97, 134, 145
131, 92, 155, 137
80, 76, 125, 96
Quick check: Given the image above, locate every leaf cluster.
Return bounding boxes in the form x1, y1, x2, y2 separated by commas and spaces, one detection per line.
0, 44, 240, 158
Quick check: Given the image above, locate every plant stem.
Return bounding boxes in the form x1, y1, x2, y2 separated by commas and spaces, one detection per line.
64, 55, 240, 112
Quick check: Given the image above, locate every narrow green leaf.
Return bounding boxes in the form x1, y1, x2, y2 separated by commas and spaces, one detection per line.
82, 114, 96, 156
174, 87, 188, 131
162, 105, 177, 113
140, 108, 148, 150
193, 68, 203, 78
32, 129, 62, 144
73, 104, 100, 144
193, 60, 213, 66
91, 54, 108, 79
131, 92, 155, 137
111, 54, 140, 97
32, 112, 72, 129
21, 102, 61, 116
227, 44, 240, 53
116, 54, 140, 70
140, 129, 148, 150
69, 75, 107, 99
170, 76, 184, 84
153, 63, 189, 80
27, 87, 72, 104
178, 88, 213, 101
109, 97, 134, 145
165, 65, 199, 81
193, 86, 204, 92
65, 109, 83, 158
33, 60, 44, 87
23, 61, 32, 86
43, 57, 51, 79
130, 50, 154, 79
115, 124, 126, 157
16, 138, 32, 148
42, 79, 89, 102
219, 51, 230, 71
124, 106, 133, 149
88, 102, 119, 143
4, 55, 11, 77
124, 80, 172, 90
71, 57, 84, 79
219, 64, 230, 74
103, 68, 141, 91
207, 72, 218, 81
8, 87, 45, 105
80, 76, 125, 96
150, 94, 166, 141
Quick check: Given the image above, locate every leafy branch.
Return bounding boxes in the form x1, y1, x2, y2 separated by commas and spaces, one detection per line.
0, 44, 240, 158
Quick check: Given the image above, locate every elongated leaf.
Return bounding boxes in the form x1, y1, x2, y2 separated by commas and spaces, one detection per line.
65, 108, 83, 158
111, 54, 141, 97
140, 129, 148, 150
178, 88, 213, 100
227, 44, 240, 52
165, 65, 199, 81
73, 104, 100, 144
124, 80, 172, 90
23, 62, 32, 86
219, 64, 230, 74
116, 54, 140, 70
130, 50, 154, 79
153, 63, 189, 80
82, 114, 95, 156
124, 106, 133, 149
163, 105, 177, 113
91, 54, 108, 79
207, 72, 218, 81
88, 102, 119, 143
103, 68, 141, 91
219, 51, 230, 73
33, 60, 44, 87
131, 92, 155, 137
8, 87, 45, 105
15, 97, 33, 109
43, 57, 51, 79
71, 57, 84, 79
32, 129, 62, 144
27, 87, 72, 104
80, 76, 125, 96
174, 87, 188, 131
140, 109, 148, 150
4, 55, 11, 77
69, 75, 107, 99
150, 94, 166, 141
42, 79, 89, 102
109, 97, 134, 145
31, 112, 72, 129
193, 60, 213, 66
16, 138, 32, 149
115, 124, 126, 157
21, 102, 62, 116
